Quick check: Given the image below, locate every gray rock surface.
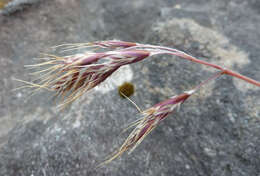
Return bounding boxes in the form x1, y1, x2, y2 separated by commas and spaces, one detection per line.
0, 0, 260, 175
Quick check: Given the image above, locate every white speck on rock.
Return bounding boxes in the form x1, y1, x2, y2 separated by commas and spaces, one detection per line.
174, 4, 181, 9
16, 92, 22, 98
228, 110, 236, 123
72, 120, 81, 128
185, 164, 191, 169
204, 147, 217, 157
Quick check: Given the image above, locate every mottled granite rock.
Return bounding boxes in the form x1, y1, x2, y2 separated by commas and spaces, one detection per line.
0, 0, 259, 175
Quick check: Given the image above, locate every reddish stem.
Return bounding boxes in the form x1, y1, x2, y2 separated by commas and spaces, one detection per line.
118, 43, 260, 87
173, 52, 260, 87
224, 70, 260, 87
193, 71, 224, 91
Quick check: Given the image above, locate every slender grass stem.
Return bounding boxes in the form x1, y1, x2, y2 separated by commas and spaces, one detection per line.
119, 43, 260, 87
147, 47, 260, 87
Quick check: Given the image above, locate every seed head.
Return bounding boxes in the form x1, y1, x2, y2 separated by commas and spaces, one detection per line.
99, 91, 193, 166
23, 42, 150, 107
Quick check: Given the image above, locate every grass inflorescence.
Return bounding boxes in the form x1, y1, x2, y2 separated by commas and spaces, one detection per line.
16, 40, 260, 166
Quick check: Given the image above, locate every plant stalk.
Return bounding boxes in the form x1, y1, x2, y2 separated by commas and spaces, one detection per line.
137, 44, 260, 87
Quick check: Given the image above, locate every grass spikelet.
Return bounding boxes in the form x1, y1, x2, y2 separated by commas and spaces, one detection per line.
98, 71, 226, 167
17, 43, 151, 108
98, 92, 192, 167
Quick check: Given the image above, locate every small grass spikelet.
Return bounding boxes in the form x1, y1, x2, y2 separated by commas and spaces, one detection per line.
99, 92, 193, 166
99, 71, 226, 167
19, 41, 150, 108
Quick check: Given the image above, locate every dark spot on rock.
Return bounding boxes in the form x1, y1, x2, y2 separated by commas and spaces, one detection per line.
118, 82, 135, 98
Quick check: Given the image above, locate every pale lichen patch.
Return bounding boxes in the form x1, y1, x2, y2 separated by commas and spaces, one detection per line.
153, 18, 255, 92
